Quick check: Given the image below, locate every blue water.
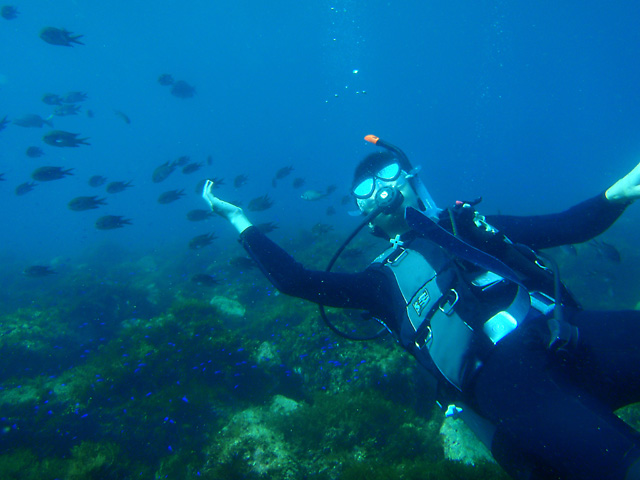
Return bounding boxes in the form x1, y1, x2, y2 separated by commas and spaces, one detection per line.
2, 0, 639, 264
1, 1, 640, 476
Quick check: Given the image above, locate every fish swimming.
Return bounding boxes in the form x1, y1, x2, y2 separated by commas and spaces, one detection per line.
88, 175, 107, 187
188, 232, 217, 250
68, 196, 107, 211
25, 146, 44, 158
43, 130, 89, 147
1, 6, 19, 20
62, 91, 88, 103
95, 215, 132, 230
106, 181, 133, 194
15, 182, 37, 196
40, 27, 84, 47
186, 209, 214, 222
158, 189, 185, 204
182, 162, 203, 175
247, 194, 274, 211
191, 274, 219, 287
152, 161, 176, 183
301, 189, 329, 201
170, 80, 196, 98
31, 166, 73, 182
114, 110, 131, 124
13, 114, 53, 128
23, 265, 56, 277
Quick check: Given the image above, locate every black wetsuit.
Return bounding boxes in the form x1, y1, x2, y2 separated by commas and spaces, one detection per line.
240, 192, 640, 480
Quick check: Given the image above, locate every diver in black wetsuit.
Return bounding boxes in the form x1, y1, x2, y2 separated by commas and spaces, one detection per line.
202, 135, 640, 480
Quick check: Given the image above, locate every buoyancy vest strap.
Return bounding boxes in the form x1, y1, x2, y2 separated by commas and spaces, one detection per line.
405, 207, 526, 289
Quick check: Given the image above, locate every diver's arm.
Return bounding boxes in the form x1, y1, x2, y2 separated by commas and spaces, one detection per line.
605, 159, 640, 204
239, 226, 390, 310
202, 179, 389, 310
486, 160, 640, 249
486, 192, 628, 250
202, 179, 252, 233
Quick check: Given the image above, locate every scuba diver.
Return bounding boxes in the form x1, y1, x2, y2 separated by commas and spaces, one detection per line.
202, 135, 640, 480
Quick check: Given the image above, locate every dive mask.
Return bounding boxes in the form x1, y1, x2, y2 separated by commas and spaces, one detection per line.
352, 163, 402, 199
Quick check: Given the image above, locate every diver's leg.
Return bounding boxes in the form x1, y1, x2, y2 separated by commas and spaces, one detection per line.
470, 324, 640, 480
566, 310, 640, 410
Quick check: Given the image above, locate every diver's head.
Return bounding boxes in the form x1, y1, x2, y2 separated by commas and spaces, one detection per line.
351, 151, 420, 237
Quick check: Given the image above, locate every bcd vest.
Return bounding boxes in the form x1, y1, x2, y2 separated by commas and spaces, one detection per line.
370, 208, 564, 391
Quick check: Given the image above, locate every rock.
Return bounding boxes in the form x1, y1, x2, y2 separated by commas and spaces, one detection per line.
439, 416, 494, 466
210, 295, 246, 317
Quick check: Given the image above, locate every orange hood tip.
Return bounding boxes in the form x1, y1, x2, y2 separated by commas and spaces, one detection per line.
364, 134, 379, 144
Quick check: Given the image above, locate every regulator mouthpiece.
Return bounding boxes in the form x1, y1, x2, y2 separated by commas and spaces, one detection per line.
375, 186, 404, 214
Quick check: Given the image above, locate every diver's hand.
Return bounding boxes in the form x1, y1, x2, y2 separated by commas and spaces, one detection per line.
605, 161, 640, 204
202, 179, 253, 233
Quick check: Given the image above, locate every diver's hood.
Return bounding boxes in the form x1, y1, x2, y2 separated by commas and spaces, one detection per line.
350, 135, 441, 220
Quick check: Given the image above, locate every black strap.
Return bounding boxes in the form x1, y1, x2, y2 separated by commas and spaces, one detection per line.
405, 207, 526, 288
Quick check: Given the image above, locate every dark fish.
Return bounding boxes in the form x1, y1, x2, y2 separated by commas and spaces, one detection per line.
340, 194, 352, 205
311, 223, 334, 236
68, 196, 107, 211
275, 166, 293, 180
590, 240, 622, 264
53, 104, 81, 116
158, 74, 174, 86
234, 174, 248, 188
191, 273, 219, 287
326, 206, 336, 216
42, 93, 62, 105
0, 115, 9, 131
1, 6, 19, 20
26, 146, 44, 158
62, 91, 88, 103
23, 265, 56, 277
158, 189, 185, 204
13, 114, 53, 128
174, 155, 190, 166
40, 27, 84, 47
0, 173, 4, 181
31, 166, 73, 182
182, 162, 203, 175
188, 232, 217, 250
43, 130, 89, 147
95, 215, 132, 230
196, 177, 223, 193
114, 110, 131, 124
152, 161, 176, 183
229, 256, 257, 270
186, 209, 214, 222
15, 182, 37, 196
86, 109, 94, 118
292, 177, 305, 189
271, 166, 293, 187
256, 222, 278, 234
170, 80, 196, 98
106, 180, 133, 194
326, 184, 337, 195
247, 194, 274, 212
88, 175, 107, 187
206, 155, 213, 166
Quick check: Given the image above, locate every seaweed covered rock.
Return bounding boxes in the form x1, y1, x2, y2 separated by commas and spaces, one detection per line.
203, 390, 448, 479
205, 398, 302, 479
439, 416, 494, 466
